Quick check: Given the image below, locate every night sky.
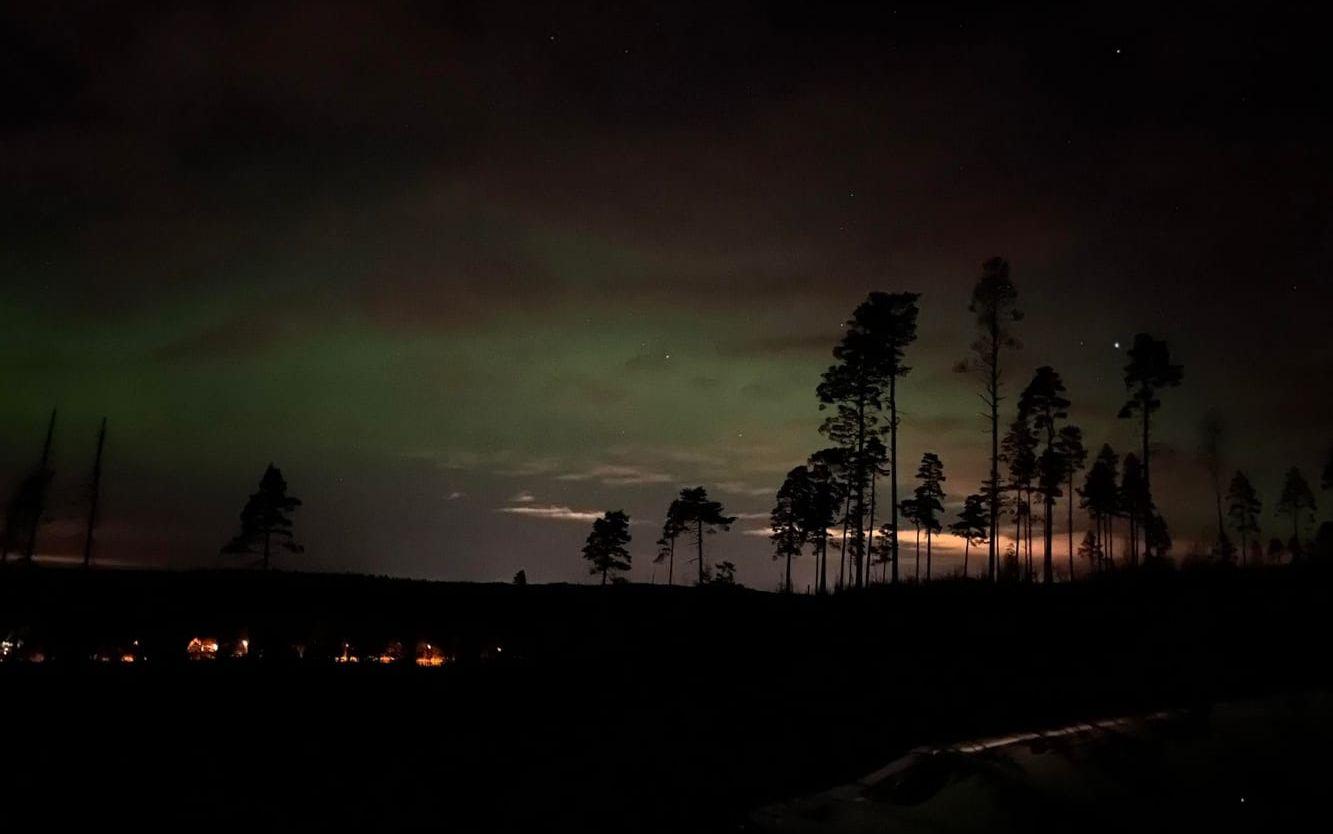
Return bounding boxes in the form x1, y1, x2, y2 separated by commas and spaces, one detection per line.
3, 1, 1330, 586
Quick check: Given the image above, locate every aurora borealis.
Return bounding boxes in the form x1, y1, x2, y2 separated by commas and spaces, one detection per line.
2, 2, 1330, 586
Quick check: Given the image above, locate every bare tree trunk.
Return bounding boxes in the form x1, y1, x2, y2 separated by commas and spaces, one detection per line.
866, 470, 876, 585
1014, 502, 1021, 582
914, 525, 921, 581
988, 326, 1000, 582
697, 519, 705, 585
1142, 404, 1152, 559
1043, 492, 1054, 584
890, 373, 900, 584
853, 389, 868, 590
819, 535, 828, 594
926, 529, 932, 581
23, 409, 56, 563
1106, 516, 1114, 569
1067, 472, 1075, 581
83, 417, 107, 569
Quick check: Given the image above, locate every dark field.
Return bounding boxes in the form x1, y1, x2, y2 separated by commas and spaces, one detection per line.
3, 565, 1331, 831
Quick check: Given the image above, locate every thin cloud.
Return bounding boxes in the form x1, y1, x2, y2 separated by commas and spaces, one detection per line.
498, 504, 604, 523
556, 464, 674, 486
715, 481, 773, 497
510, 490, 537, 503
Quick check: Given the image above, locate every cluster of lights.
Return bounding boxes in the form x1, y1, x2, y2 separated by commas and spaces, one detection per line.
3, 633, 502, 666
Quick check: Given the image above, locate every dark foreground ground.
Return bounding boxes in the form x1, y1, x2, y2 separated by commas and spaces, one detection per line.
3, 564, 1331, 831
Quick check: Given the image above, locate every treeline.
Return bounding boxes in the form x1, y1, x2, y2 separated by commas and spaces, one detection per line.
764, 257, 1332, 591
578, 257, 1332, 592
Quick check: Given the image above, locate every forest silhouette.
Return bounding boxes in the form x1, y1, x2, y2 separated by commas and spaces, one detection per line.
3, 257, 1332, 588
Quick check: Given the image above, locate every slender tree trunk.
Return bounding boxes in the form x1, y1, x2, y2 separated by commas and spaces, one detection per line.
697, 519, 705, 585
602, 567, 608, 586
914, 525, 921, 581
23, 409, 57, 563
1025, 490, 1034, 582
1142, 404, 1152, 559
926, 529, 932, 581
667, 537, 675, 586
1014, 500, 1021, 582
83, 417, 107, 569
854, 391, 867, 590
866, 470, 876, 585
263, 530, 271, 570
785, 552, 792, 593
890, 374, 900, 584
988, 325, 1000, 582
1067, 472, 1075, 581
838, 490, 851, 591
963, 538, 970, 578
1043, 492, 1054, 585
819, 536, 828, 594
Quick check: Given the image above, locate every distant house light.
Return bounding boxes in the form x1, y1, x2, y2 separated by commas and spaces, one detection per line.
187, 637, 220, 660
415, 641, 448, 667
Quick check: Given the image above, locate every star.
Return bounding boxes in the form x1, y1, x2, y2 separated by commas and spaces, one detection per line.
1113, 341, 1121, 349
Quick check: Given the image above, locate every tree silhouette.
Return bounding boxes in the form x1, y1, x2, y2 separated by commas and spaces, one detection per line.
817, 292, 919, 590
582, 510, 632, 584
1145, 511, 1172, 558
807, 447, 848, 594
674, 487, 735, 586
1119, 453, 1148, 567
898, 497, 922, 581
871, 521, 896, 582
1226, 471, 1262, 567
1117, 333, 1183, 558
1267, 536, 1286, 564
6, 409, 57, 564
1020, 366, 1070, 585
709, 561, 738, 586
1056, 425, 1087, 581
222, 463, 304, 569
1001, 414, 1038, 581
913, 453, 946, 581
799, 455, 840, 594
863, 434, 890, 580
949, 492, 989, 579
1079, 445, 1120, 572
959, 257, 1021, 582
1277, 468, 1317, 549
82, 417, 107, 568
1077, 530, 1102, 574
771, 466, 813, 593
654, 498, 687, 586
864, 293, 920, 585
1198, 411, 1228, 557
